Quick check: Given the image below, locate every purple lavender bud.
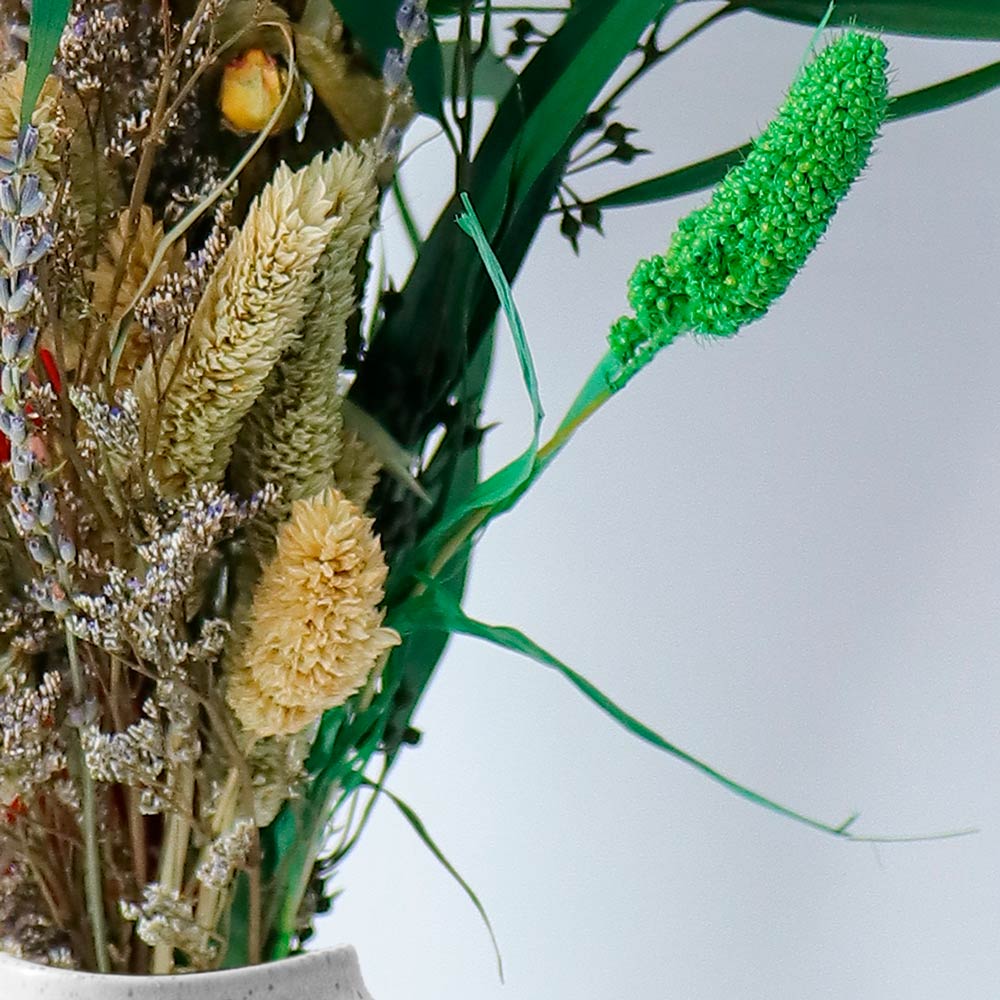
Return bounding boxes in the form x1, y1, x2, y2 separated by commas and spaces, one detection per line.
18, 175, 44, 218
6, 411, 26, 446
395, 1, 416, 33
382, 48, 409, 90
0, 177, 17, 214
11, 445, 33, 483
9, 223, 33, 268
38, 488, 56, 526
16, 125, 39, 168
407, 9, 429, 43
1, 362, 22, 396
10, 484, 29, 508
26, 230, 52, 265
0, 153, 15, 175
396, 1, 428, 43
27, 535, 55, 567
17, 326, 38, 358
0, 218, 15, 257
381, 124, 404, 161
6, 272, 35, 315
16, 504, 36, 532
1, 326, 20, 362
57, 534, 76, 564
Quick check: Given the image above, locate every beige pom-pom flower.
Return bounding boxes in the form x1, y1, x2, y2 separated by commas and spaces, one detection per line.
226, 488, 399, 739
136, 152, 355, 495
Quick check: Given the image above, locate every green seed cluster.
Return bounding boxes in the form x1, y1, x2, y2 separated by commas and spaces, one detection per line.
609, 31, 889, 375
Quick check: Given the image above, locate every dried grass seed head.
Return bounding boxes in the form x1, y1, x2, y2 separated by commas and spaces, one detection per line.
136, 152, 361, 495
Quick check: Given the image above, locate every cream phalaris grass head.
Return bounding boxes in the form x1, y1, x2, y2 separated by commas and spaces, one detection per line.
231, 143, 378, 525
609, 31, 889, 375
136, 151, 366, 496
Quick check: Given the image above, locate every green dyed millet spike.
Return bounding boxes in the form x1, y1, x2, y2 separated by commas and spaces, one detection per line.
609, 31, 889, 371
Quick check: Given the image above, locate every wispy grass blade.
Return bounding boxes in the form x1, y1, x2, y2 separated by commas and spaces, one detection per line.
362, 778, 504, 981
399, 586, 870, 840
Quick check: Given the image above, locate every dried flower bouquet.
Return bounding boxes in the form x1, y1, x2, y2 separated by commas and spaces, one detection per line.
0, 0, 993, 980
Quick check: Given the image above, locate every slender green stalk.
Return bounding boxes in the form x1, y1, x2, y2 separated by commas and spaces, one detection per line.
392, 176, 422, 253
63, 628, 110, 973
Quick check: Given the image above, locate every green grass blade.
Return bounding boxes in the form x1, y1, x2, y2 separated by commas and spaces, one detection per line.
406, 196, 543, 567
399, 586, 867, 839
362, 778, 504, 980
21, 0, 71, 124
737, 0, 1000, 38
594, 62, 1000, 210
888, 58, 1000, 118
352, 0, 673, 442
470, 0, 674, 233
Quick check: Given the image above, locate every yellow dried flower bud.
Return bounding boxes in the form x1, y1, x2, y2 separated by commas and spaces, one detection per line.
226, 488, 399, 739
219, 48, 301, 135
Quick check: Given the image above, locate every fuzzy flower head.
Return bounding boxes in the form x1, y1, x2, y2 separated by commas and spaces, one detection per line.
610, 31, 889, 374
137, 152, 358, 495
227, 488, 399, 739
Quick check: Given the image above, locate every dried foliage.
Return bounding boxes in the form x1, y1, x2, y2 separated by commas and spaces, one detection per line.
0, 0, 403, 974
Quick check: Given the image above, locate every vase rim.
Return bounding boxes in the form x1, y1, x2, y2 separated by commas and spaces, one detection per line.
0, 944, 369, 995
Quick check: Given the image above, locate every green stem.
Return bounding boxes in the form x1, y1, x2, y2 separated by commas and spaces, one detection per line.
64, 628, 110, 973
425, 358, 615, 584
391, 176, 422, 253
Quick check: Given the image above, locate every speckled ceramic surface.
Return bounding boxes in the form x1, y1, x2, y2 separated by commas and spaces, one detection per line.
0, 946, 373, 1000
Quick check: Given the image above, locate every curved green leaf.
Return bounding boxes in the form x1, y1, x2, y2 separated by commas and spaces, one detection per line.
21, 0, 71, 124
363, 779, 504, 980
397, 585, 864, 838
735, 0, 1000, 39
594, 60, 1000, 210
888, 57, 1000, 117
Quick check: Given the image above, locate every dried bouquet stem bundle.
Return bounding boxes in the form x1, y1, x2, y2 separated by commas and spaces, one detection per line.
0, 0, 977, 983
0, 0, 407, 974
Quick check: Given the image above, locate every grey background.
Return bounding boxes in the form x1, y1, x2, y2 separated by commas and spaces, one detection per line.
316, 5, 1000, 997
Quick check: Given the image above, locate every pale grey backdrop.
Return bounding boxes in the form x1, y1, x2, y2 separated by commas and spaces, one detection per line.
315, 5, 1000, 997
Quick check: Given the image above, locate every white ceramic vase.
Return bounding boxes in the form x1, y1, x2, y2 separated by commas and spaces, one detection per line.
0, 946, 373, 1000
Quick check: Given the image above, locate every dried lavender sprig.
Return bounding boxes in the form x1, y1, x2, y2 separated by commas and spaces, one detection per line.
376, 0, 430, 163
0, 124, 110, 973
